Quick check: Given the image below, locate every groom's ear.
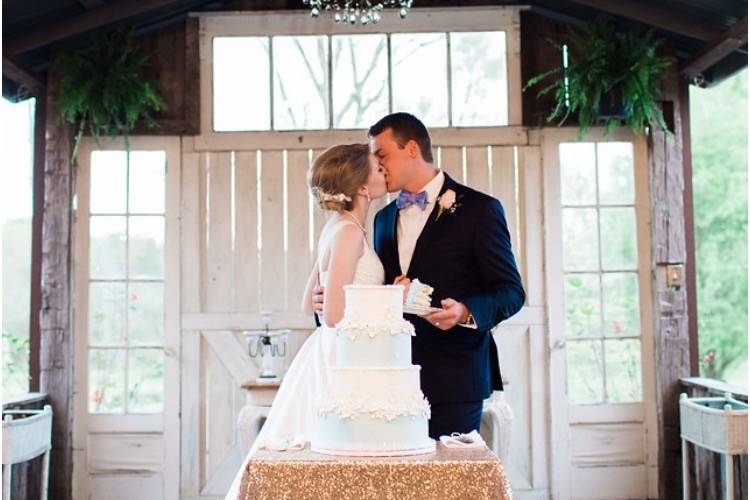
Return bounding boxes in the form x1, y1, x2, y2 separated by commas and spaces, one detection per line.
406, 139, 420, 158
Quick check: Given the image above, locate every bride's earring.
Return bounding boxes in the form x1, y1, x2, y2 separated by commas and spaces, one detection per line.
363, 187, 371, 203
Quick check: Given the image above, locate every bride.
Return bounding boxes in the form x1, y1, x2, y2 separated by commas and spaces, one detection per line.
225, 144, 396, 499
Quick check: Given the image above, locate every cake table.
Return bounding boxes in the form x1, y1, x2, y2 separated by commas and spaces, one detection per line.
237, 442, 513, 499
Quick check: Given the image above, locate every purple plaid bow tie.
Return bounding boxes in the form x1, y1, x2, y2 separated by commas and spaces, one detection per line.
397, 190, 429, 210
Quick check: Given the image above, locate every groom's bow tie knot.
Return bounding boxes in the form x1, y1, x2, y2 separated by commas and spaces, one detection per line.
397, 190, 428, 210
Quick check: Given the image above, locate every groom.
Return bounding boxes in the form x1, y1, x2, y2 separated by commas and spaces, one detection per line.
368, 112, 525, 439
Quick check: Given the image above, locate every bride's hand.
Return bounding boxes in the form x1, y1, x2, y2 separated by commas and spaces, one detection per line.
393, 275, 411, 301
312, 285, 325, 315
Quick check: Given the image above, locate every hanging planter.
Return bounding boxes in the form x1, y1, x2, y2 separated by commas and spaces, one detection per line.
53, 27, 166, 164
524, 17, 673, 138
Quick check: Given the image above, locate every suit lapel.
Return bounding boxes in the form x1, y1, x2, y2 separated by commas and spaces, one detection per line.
382, 200, 402, 277
406, 173, 459, 277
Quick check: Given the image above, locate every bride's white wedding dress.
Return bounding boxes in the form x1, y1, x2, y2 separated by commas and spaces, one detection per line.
225, 218, 384, 499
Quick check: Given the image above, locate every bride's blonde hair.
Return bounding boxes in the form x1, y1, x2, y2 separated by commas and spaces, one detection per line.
309, 144, 371, 212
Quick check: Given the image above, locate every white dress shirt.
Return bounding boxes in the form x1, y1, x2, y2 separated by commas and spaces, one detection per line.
397, 170, 444, 274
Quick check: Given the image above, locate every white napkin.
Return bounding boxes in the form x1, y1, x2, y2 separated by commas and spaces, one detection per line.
258, 434, 306, 451
439, 430, 487, 449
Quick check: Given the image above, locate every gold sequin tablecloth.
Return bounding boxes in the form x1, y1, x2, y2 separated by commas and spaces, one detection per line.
238, 443, 513, 500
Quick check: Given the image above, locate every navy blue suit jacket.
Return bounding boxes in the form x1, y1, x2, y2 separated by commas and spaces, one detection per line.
373, 173, 525, 404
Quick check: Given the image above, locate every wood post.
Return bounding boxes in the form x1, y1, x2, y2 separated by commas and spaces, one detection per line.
39, 62, 76, 500
649, 56, 693, 500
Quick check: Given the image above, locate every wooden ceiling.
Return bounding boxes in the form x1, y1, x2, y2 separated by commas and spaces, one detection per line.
2, 0, 747, 99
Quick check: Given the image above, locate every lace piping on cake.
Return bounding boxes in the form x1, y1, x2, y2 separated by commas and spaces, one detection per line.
334, 309, 416, 340
319, 391, 431, 421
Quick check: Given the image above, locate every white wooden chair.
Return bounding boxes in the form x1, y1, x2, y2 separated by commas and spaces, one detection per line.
2, 404, 53, 500
481, 387, 513, 461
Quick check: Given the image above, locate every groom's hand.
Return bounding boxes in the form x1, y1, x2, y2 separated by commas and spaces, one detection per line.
312, 285, 325, 315
424, 298, 469, 331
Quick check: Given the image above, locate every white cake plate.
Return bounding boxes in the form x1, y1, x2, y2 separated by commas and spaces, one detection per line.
403, 304, 442, 316
311, 440, 436, 457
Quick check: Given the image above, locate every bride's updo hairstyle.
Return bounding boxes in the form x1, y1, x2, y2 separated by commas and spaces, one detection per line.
309, 144, 371, 212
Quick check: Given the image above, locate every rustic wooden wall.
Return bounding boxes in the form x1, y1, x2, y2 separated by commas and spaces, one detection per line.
40, 63, 76, 500
650, 56, 694, 500
132, 18, 200, 136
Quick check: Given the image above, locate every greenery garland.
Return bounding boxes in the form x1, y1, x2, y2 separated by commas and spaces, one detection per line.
54, 27, 166, 163
524, 17, 674, 138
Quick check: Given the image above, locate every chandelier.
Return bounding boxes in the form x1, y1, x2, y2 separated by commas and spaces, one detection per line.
303, 0, 413, 24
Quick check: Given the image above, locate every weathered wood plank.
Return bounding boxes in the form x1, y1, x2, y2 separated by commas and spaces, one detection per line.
465, 145, 490, 192
439, 146, 463, 184
204, 152, 234, 312
40, 63, 74, 500
287, 150, 313, 310
260, 151, 285, 312
181, 153, 202, 313
235, 151, 259, 312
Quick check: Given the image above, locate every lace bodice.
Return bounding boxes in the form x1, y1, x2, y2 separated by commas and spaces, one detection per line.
318, 218, 385, 286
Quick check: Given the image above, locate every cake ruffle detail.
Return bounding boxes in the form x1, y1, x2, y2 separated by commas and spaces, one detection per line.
319, 391, 431, 421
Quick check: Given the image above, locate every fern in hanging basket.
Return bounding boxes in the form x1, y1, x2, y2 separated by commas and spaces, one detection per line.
54, 27, 166, 163
524, 17, 674, 138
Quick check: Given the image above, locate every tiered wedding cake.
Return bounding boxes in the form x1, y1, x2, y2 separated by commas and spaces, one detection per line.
311, 285, 435, 456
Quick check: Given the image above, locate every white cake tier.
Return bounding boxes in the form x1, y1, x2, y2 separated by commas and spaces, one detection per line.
312, 413, 435, 456
335, 325, 412, 367
342, 285, 404, 323
320, 366, 431, 420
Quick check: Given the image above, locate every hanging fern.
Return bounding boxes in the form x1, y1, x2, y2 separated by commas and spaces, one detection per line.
524, 17, 674, 138
54, 27, 166, 163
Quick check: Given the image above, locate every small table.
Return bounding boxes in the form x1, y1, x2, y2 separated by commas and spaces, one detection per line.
239, 442, 513, 500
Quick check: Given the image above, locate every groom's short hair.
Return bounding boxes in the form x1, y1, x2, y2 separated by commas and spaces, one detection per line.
368, 112, 434, 163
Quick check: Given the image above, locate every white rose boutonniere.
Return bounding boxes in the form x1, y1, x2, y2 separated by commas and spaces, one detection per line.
435, 189, 462, 221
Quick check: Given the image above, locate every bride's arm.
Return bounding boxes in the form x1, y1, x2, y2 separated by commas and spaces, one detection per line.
321, 224, 364, 327
301, 265, 318, 316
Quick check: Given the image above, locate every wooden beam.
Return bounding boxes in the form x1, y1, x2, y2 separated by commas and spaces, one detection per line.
5, 0, 192, 55
680, 16, 748, 81
41, 61, 75, 500
2, 52, 44, 97
566, 0, 722, 41
78, 0, 106, 9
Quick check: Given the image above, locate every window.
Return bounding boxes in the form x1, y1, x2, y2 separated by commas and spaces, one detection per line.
87, 150, 166, 414
559, 142, 643, 404
2, 97, 35, 401
212, 30, 509, 131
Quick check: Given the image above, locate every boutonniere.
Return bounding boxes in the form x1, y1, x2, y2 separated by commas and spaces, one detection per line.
435, 189, 462, 221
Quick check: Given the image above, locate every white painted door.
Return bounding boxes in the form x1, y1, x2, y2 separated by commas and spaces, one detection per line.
542, 128, 658, 500
72, 137, 181, 500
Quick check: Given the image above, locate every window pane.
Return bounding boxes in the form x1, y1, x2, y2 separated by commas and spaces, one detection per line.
564, 273, 601, 337
273, 36, 329, 130
602, 273, 640, 337
89, 282, 126, 346
392, 33, 448, 127
567, 340, 604, 404
605, 339, 642, 402
90, 151, 127, 214
129, 216, 164, 280
213, 37, 270, 131
600, 207, 637, 270
450, 31, 507, 126
90, 216, 126, 279
2, 97, 35, 401
598, 142, 634, 205
560, 143, 596, 205
89, 349, 125, 413
128, 282, 164, 347
128, 349, 163, 413
562, 208, 599, 271
332, 34, 389, 129
129, 151, 165, 214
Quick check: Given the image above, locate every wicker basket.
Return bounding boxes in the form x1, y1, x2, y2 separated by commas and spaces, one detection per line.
679, 392, 748, 455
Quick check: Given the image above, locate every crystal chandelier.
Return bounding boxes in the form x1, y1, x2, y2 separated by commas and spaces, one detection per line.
303, 0, 414, 25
